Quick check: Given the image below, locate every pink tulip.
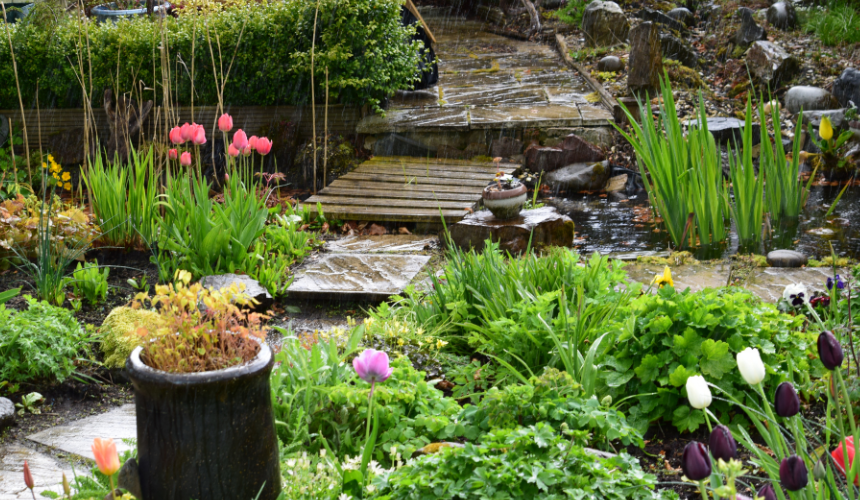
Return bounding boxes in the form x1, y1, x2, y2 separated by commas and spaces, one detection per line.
217, 113, 233, 132
242, 146, 252, 156
255, 137, 273, 155
169, 126, 183, 145
91, 438, 120, 476
232, 129, 249, 150
353, 349, 393, 385
228, 144, 240, 157
191, 124, 206, 145
180, 151, 192, 166
833, 437, 858, 486
248, 135, 259, 150
180, 123, 194, 142
23, 460, 34, 490
168, 148, 178, 160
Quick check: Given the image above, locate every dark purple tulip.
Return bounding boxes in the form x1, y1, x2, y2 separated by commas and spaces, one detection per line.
780, 455, 809, 491
708, 425, 737, 461
682, 441, 712, 481
818, 331, 845, 370
757, 484, 779, 500
774, 382, 801, 418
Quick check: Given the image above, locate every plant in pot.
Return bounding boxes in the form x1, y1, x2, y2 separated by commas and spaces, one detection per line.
90, 0, 170, 23
125, 270, 281, 500
482, 171, 527, 220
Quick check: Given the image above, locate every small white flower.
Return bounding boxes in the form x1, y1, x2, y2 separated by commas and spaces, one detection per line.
686, 375, 712, 409
339, 494, 352, 500
737, 347, 766, 385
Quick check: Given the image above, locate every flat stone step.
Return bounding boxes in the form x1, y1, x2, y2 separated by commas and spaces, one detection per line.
287, 253, 431, 301
0, 443, 88, 500
325, 235, 439, 254
27, 404, 136, 461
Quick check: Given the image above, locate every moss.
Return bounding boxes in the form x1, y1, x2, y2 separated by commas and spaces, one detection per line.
731, 45, 747, 58
732, 253, 769, 267
662, 59, 705, 89
471, 155, 495, 163
636, 251, 698, 266
100, 306, 165, 369
808, 256, 852, 267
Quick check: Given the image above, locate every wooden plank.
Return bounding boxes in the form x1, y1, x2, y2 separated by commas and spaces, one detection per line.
367, 156, 519, 169
303, 204, 468, 222
357, 166, 501, 181
360, 161, 511, 174
306, 195, 474, 210
319, 187, 480, 202
339, 172, 489, 187
329, 179, 481, 194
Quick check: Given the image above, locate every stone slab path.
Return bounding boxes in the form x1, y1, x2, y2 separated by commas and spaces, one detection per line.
28, 404, 136, 459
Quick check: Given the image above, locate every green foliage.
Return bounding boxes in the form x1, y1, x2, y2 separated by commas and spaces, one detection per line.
601, 286, 821, 433
0, 0, 424, 112
370, 423, 672, 500
553, 0, 590, 27
68, 260, 109, 306
99, 306, 164, 369
760, 95, 812, 223
244, 215, 317, 296
727, 97, 764, 249
0, 295, 87, 383
803, 1, 860, 46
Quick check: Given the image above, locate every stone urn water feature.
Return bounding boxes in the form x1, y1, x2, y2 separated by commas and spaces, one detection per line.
481, 175, 527, 220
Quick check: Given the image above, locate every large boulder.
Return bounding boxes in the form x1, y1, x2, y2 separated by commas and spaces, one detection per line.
747, 41, 800, 88
660, 33, 699, 69
833, 68, 860, 108
767, 1, 797, 30
582, 1, 629, 47
667, 7, 696, 26
0, 397, 13, 431
784, 86, 840, 115
449, 207, 575, 254
628, 22, 663, 99
766, 249, 808, 268
734, 7, 767, 46
637, 7, 686, 31
545, 160, 611, 192
560, 134, 605, 162
686, 117, 761, 147
525, 135, 604, 172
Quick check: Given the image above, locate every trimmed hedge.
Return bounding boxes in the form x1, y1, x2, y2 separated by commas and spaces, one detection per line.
0, 0, 423, 111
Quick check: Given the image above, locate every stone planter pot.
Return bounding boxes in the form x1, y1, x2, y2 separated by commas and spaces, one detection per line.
91, 0, 169, 22
482, 183, 527, 220
126, 342, 281, 500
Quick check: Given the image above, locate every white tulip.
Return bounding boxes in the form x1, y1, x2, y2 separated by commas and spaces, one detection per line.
737, 347, 766, 385
686, 375, 712, 409
782, 283, 808, 307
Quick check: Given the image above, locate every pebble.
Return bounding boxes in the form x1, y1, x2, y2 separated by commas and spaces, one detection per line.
766, 249, 808, 268
597, 56, 624, 72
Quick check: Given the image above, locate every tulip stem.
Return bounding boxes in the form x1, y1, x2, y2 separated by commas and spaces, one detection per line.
109, 476, 117, 500
804, 302, 826, 331
365, 381, 375, 445
697, 480, 708, 500
835, 370, 859, 493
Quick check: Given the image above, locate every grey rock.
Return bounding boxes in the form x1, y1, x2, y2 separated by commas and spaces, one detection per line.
687, 117, 761, 147
766, 249, 808, 267
0, 114, 8, 149
667, 7, 696, 26
0, 397, 13, 430
747, 41, 800, 88
561, 133, 605, 162
582, 1, 629, 47
784, 86, 840, 115
636, 8, 686, 31
660, 33, 699, 69
833, 68, 860, 108
373, 133, 437, 157
596, 55, 624, 72
767, 1, 797, 30
449, 206, 575, 255
734, 7, 767, 46
118, 457, 143, 500
628, 22, 663, 99
199, 274, 273, 311
700, 2, 722, 26
490, 136, 523, 158
477, 5, 505, 25
802, 109, 846, 130
545, 160, 611, 191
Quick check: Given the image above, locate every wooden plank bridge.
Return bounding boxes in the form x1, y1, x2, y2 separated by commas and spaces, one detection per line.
303, 156, 518, 224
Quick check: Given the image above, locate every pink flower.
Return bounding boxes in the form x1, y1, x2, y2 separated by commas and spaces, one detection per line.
228, 144, 240, 157
242, 146, 252, 156
180, 151, 192, 166
218, 113, 233, 132
91, 438, 120, 476
232, 129, 249, 150
352, 349, 393, 385
256, 137, 273, 155
168, 149, 178, 160
833, 437, 858, 486
191, 124, 206, 145
180, 123, 194, 142
23, 461, 33, 490
248, 135, 259, 150
169, 126, 183, 145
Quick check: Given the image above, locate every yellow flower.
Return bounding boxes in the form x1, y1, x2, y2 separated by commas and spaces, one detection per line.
820, 116, 834, 142
64, 182, 72, 190
397, 339, 405, 346
436, 339, 448, 349
47, 154, 54, 162
52, 173, 59, 180
651, 266, 674, 288
62, 172, 71, 181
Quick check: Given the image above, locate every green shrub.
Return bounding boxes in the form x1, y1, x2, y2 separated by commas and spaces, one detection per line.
68, 260, 109, 306
99, 306, 164, 369
369, 423, 673, 500
803, 1, 860, 46
0, 0, 424, 112
601, 286, 821, 433
0, 296, 87, 383
553, 0, 590, 27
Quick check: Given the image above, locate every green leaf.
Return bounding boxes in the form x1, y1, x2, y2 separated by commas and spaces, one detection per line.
672, 405, 705, 433
699, 339, 734, 379
634, 354, 662, 383
646, 315, 673, 335
668, 365, 696, 388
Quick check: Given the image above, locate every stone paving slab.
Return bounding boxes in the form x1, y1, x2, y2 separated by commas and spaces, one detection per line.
27, 404, 136, 461
0, 443, 85, 500
325, 235, 438, 254
287, 253, 431, 301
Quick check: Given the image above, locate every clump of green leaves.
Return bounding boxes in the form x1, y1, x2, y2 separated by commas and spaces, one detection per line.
0, 296, 87, 383
601, 286, 820, 433
803, 1, 860, 46
68, 260, 109, 306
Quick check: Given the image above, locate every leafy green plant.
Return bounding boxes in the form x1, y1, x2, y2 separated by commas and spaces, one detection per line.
68, 260, 109, 306
552, 0, 589, 26
0, 286, 20, 304
83, 145, 159, 249
369, 423, 672, 500
15, 391, 43, 415
0, 295, 87, 383
803, 1, 860, 46
726, 96, 764, 249
601, 286, 821, 433
244, 215, 317, 296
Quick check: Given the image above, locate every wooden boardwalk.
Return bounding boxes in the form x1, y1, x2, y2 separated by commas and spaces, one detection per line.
304, 156, 518, 223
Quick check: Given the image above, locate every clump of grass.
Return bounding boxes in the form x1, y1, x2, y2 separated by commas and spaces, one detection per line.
804, 1, 860, 46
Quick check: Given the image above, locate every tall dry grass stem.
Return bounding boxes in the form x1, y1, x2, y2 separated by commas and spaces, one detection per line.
1, 1, 32, 185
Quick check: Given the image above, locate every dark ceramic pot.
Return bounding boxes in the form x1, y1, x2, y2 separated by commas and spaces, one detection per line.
482, 183, 527, 220
127, 343, 281, 500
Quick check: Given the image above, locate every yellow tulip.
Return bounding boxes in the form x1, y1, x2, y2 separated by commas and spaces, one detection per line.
820, 116, 834, 142
651, 266, 674, 288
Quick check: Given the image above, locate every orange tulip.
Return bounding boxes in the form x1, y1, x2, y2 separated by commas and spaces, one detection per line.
23, 460, 34, 489
92, 438, 120, 476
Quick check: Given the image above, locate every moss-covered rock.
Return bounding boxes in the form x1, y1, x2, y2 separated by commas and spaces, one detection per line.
100, 306, 165, 369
